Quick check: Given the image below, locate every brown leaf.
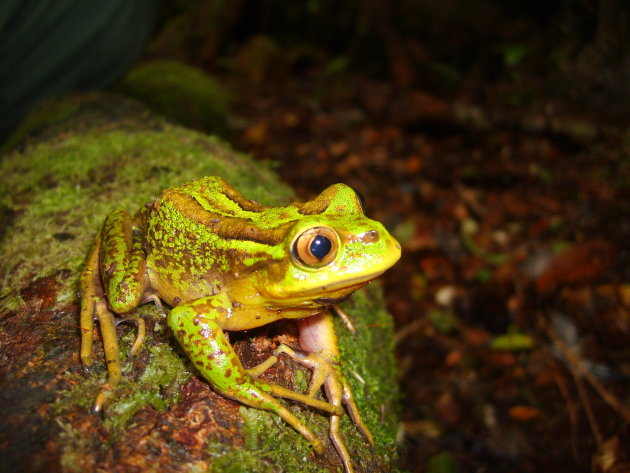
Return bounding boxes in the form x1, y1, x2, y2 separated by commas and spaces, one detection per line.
509, 405, 541, 422
535, 239, 615, 294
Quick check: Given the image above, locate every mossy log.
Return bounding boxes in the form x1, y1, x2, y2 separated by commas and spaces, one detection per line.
0, 93, 400, 473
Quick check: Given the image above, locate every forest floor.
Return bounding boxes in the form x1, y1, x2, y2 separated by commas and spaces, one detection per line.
225, 59, 630, 473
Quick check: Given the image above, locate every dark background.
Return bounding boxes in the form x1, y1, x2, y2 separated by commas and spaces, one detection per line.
2, 1, 629, 472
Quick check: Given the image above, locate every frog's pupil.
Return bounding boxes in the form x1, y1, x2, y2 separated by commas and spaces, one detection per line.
310, 235, 332, 260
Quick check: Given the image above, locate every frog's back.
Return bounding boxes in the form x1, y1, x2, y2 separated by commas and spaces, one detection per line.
162, 176, 267, 219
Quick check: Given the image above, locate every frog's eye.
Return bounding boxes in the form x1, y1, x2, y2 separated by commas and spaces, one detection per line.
292, 227, 338, 267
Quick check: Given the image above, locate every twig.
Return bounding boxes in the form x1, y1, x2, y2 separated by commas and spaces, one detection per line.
545, 353, 581, 462
546, 322, 630, 424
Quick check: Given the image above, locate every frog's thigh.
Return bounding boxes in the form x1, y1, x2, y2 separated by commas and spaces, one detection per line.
167, 303, 323, 454
100, 209, 146, 313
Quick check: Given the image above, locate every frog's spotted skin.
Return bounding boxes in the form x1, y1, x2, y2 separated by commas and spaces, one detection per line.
80, 176, 401, 473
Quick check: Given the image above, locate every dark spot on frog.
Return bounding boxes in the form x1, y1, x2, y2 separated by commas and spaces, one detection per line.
174, 297, 181, 305
53, 232, 75, 241
225, 369, 232, 378
195, 360, 204, 366
177, 330, 186, 338
193, 316, 201, 326
232, 301, 242, 308
255, 316, 261, 320
210, 218, 221, 223
103, 262, 115, 276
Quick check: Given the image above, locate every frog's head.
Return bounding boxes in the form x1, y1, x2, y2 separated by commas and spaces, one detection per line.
255, 183, 401, 306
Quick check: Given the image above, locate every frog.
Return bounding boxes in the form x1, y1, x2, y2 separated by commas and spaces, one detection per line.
80, 176, 401, 473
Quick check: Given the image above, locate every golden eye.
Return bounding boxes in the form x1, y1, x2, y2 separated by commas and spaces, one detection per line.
292, 227, 338, 267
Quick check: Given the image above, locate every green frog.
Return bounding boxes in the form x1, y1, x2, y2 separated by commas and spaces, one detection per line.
80, 176, 401, 473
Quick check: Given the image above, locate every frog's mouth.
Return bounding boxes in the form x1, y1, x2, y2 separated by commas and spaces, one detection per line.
313, 293, 353, 305
307, 270, 385, 302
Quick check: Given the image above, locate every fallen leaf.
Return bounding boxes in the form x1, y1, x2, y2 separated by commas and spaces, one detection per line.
535, 239, 615, 294
509, 405, 541, 422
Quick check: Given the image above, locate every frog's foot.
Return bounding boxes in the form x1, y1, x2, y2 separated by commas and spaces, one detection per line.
274, 344, 374, 473
246, 356, 344, 416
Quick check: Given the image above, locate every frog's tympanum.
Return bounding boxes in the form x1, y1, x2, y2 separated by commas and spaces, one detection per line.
80, 176, 401, 473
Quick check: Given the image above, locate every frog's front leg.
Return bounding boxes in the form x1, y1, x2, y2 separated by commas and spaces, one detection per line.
275, 311, 374, 473
80, 209, 148, 412
168, 295, 343, 455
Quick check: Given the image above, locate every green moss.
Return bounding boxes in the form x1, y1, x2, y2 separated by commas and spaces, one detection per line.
334, 285, 401, 466
208, 407, 329, 473
117, 60, 231, 133
103, 337, 191, 433
53, 305, 190, 423
292, 364, 310, 393
58, 421, 97, 473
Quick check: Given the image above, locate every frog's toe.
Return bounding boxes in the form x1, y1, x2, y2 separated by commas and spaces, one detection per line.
266, 382, 344, 416
115, 315, 146, 357
273, 345, 332, 398
341, 381, 374, 445
92, 388, 110, 414
227, 380, 324, 454
245, 355, 278, 377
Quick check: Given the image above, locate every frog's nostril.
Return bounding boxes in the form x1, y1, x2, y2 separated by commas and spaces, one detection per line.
360, 230, 379, 243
